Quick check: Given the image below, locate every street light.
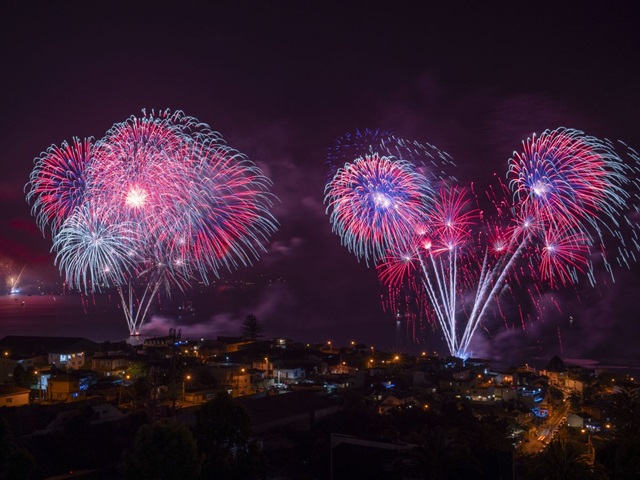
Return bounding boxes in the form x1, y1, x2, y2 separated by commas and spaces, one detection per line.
118, 375, 131, 406
34, 369, 42, 400
182, 374, 191, 401
580, 427, 596, 465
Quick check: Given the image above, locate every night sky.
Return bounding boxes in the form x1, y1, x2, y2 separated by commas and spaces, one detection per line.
1, 1, 640, 366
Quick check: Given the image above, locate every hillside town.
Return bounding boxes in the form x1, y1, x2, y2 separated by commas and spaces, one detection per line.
1, 320, 638, 479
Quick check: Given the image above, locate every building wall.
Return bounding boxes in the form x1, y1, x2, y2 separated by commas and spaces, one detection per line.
91, 357, 128, 375
231, 373, 251, 397
208, 367, 252, 397
49, 379, 85, 402
49, 352, 86, 370
567, 414, 585, 428
279, 367, 305, 380
0, 357, 17, 385
468, 386, 496, 403
582, 404, 606, 421
565, 377, 584, 393
0, 392, 29, 407
495, 386, 518, 401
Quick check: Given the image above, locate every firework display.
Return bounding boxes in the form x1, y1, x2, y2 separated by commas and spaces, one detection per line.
325, 128, 639, 358
27, 109, 278, 335
326, 130, 456, 185
325, 154, 432, 263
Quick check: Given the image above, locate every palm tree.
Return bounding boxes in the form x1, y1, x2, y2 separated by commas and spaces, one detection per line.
399, 426, 478, 480
609, 385, 640, 437
529, 438, 606, 480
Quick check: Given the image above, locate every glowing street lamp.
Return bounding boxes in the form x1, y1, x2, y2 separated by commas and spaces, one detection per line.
182, 374, 191, 401
118, 375, 131, 406
34, 369, 42, 400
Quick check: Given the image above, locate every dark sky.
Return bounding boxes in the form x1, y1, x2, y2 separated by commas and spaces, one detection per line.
1, 1, 640, 365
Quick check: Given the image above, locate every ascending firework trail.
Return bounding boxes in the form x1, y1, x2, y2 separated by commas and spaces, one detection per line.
27, 110, 278, 335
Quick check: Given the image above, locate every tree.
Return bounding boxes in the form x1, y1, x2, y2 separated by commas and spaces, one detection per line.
598, 386, 640, 479
129, 376, 152, 408
193, 392, 265, 479
466, 415, 514, 453
400, 426, 477, 480
0, 418, 35, 480
240, 314, 264, 342
121, 421, 201, 480
193, 392, 250, 454
527, 437, 606, 480
609, 386, 640, 437
11, 364, 28, 388
548, 386, 565, 405
126, 360, 150, 381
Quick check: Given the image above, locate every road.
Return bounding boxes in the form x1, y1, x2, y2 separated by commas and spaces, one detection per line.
520, 401, 571, 455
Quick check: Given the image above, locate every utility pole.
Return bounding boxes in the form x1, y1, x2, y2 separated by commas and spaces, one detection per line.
170, 328, 179, 412
182, 374, 191, 401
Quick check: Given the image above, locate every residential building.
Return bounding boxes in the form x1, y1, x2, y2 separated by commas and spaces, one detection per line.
216, 336, 252, 353
378, 392, 419, 414
238, 391, 342, 434
276, 366, 306, 382
207, 364, 252, 397
45, 403, 124, 432
467, 385, 496, 403
0, 336, 97, 371
0, 354, 17, 385
494, 385, 518, 402
0, 385, 30, 407
565, 376, 585, 394
49, 351, 86, 370
91, 355, 130, 376
48, 372, 86, 402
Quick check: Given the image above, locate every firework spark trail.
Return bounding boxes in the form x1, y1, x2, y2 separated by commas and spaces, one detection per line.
324, 154, 432, 264
53, 205, 140, 292
8, 265, 26, 293
326, 128, 640, 358
27, 137, 91, 235
326, 130, 457, 187
27, 109, 278, 335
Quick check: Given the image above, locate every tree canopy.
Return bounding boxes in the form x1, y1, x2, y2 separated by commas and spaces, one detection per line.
121, 421, 201, 480
240, 314, 264, 342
